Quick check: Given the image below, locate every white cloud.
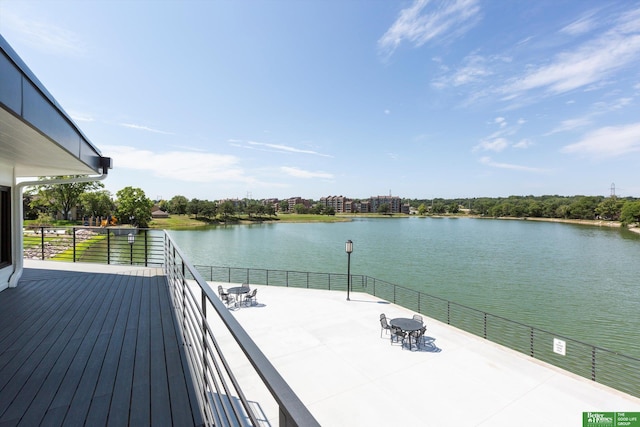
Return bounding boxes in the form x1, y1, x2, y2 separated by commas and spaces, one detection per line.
561, 122, 640, 157
432, 54, 493, 88
378, 0, 481, 59
69, 111, 95, 123
280, 167, 333, 179
547, 117, 593, 135
593, 97, 633, 112
479, 156, 545, 173
513, 139, 533, 149
2, 10, 86, 56
102, 145, 249, 183
240, 141, 331, 157
499, 9, 640, 99
120, 123, 173, 135
495, 117, 507, 128
561, 12, 598, 36
474, 138, 509, 152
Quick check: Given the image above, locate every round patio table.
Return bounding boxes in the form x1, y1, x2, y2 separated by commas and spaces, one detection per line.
390, 318, 423, 348
390, 318, 422, 332
227, 286, 250, 306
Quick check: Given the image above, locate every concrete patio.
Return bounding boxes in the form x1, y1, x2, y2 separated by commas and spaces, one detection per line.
14, 261, 639, 426
217, 283, 640, 427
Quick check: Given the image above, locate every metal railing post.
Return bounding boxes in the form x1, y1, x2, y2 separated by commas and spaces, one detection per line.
483, 313, 487, 339
72, 227, 76, 262
144, 229, 148, 266
592, 347, 597, 381
40, 227, 45, 260
530, 328, 534, 357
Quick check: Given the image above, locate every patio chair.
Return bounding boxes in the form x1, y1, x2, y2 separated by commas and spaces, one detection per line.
410, 326, 427, 348
218, 285, 228, 299
244, 289, 258, 306
413, 314, 423, 324
222, 293, 236, 308
380, 314, 392, 337
390, 326, 407, 347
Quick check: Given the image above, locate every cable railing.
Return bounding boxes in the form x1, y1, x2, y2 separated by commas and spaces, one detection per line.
23, 226, 640, 399
164, 234, 319, 427
197, 265, 640, 399
24, 226, 320, 426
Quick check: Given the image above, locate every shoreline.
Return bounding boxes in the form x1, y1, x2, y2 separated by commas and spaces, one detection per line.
500, 216, 640, 234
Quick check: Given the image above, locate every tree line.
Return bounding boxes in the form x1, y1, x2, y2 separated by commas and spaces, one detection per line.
23, 178, 640, 228
24, 177, 153, 228
407, 195, 640, 225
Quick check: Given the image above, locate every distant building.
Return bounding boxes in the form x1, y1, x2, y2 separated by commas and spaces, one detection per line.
369, 195, 402, 213
288, 197, 311, 212
320, 195, 349, 213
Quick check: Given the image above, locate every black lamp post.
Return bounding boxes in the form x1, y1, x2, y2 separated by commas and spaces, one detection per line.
128, 232, 135, 265
345, 240, 353, 301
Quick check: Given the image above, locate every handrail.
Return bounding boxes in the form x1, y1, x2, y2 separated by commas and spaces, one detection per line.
23, 226, 640, 399
195, 264, 640, 399
163, 233, 320, 427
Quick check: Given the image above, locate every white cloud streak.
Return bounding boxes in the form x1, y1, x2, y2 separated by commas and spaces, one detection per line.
499, 9, 640, 99
280, 167, 333, 179
479, 156, 545, 173
235, 141, 331, 157
120, 123, 174, 135
561, 122, 640, 158
378, 0, 481, 59
2, 10, 86, 56
102, 145, 251, 183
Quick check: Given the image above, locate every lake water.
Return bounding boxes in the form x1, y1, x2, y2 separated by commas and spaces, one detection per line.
167, 217, 640, 357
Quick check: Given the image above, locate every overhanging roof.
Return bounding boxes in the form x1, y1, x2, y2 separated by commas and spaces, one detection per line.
0, 34, 111, 178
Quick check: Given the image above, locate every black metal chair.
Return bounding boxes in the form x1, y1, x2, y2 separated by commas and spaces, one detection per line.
410, 326, 427, 349
413, 314, 423, 324
390, 326, 407, 347
380, 314, 392, 337
244, 289, 258, 306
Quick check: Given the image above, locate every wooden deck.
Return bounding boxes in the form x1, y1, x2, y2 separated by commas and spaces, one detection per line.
0, 265, 203, 426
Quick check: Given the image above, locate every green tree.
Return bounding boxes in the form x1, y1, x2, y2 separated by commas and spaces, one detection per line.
200, 200, 217, 219
293, 203, 308, 214
279, 200, 289, 213
31, 176, 104, 220
220, 200, 236, 220
377, 203, 390, 214
187, 198, 203, 218
115, 186, 153, 228
168, 195, 189, 215
80, 190, 115, 218
417, 203, 427, 215
568, 196, 602, 219
620, 201, 640, 225
265, 205, 276, 217
595, 196, 623, 220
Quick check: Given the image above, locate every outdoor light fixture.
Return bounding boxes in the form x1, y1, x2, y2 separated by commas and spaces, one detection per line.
128, 233, 135, 265
345, 240, 353, 301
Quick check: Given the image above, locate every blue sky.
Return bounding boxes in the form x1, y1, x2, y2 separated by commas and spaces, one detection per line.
2, 0, 639, 201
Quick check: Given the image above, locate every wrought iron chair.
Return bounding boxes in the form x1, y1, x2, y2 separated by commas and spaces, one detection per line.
244, 289, 258, 306
412, 314, 423, 324
380, 314, 392, 337
410, 326, 427, 349
390, 326, 407, 347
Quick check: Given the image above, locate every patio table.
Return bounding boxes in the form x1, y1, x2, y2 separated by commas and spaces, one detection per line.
390, 318, 422, 348
228, 286, 250, 307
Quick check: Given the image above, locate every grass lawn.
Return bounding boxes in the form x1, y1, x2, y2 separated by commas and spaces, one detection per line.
148, 213, 352, 229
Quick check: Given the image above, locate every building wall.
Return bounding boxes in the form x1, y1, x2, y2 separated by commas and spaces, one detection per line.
0, 165, 13, 291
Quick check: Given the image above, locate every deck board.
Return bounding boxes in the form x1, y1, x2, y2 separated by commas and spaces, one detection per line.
0, 266, 200, 426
